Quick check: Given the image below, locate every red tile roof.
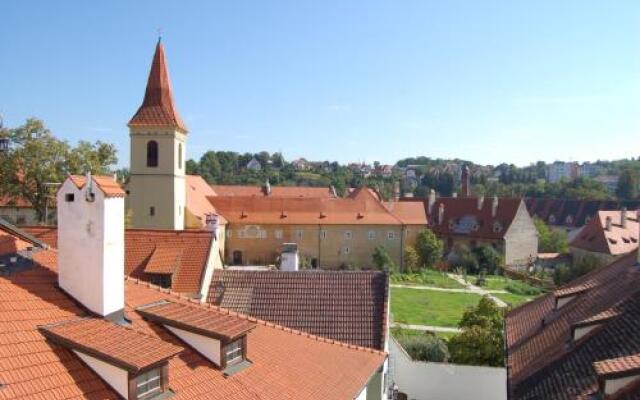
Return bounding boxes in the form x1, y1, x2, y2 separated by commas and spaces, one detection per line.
404, 197, 524, 239
143, 247, 183, 274
212, 184, 336, 198
128, 40, 187, 132
570, 210, 639, 256
0, 231, 385, 399
67, 175, 125, 198
137, 300, 256, 341
209, 188, 401, 225
39, 317, 183, 373
0, 196, 31, 208
208, 270, 389, 350
20, 227, 214, 294
594, 353, 640, 377
186, 175, 227, 226
505, 252, 640, 399
383, 201, 428, 225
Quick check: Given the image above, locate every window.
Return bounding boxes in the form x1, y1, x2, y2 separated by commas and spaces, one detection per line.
135, 368, 162, 399
178, 143, 183, 169
146, 140, 159, 167
149, 206, 155, 217
150, 274, 172, 289
368, 230, 376, 240
387, 231, 395, 240
16, 216, 26, 225
274, 230, 283, 240
320, 230, 327, 240
225, 338, 244, 366
295, 230, 303, 240
65, 193, 75, 202
342, 246, 351, 254
344, 230, 353, 240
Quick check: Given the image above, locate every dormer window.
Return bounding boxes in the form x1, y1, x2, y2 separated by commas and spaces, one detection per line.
135, 368, 163, 399
224, 337, 245, 367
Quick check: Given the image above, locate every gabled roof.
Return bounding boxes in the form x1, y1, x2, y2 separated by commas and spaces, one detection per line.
209, 190, 401, 225
505, 252, 640, 399
128, 40, 187, 132
212, 184, 336, 198
0, 226, 386, 400
20, 227, 214, 294
39, 317, 183, 373
208, 270, 389, 350
570, 210, 639, 256
186, 175, 227, 226
67, 175, 125, 198
525, 198, 640, 227
382, 201, 428, 225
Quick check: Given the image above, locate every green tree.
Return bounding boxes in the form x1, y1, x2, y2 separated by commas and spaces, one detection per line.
372, 245, 395, 271
0, 118, 118, 222
553, 254, 601, 285
403, 246, 420, 273
414, 229, 444, 268
534, 218, 569, 253
616, 168, 639, 200
448, 297, 504, 366
447, 243, 479, 273
199, 151, 222, 183
473, 245, 504, 275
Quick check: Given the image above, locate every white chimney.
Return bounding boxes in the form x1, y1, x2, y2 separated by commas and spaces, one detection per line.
263, 180, 271, 196
394, 181, 401, 202
205, 212, 220, 238
621, 207, 628, 229
438, 203, 445, 225
57, 175, 125, 320
605, 216, 612, 231
492, 196, 499, 218
428, 189, 437, 215
477, 196, 485, 211
280, 243, 299, 271
452, 192, 458, 198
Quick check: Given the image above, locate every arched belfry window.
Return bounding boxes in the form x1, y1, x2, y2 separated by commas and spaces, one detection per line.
147, 140, 158, 167
178, 143, 183, 169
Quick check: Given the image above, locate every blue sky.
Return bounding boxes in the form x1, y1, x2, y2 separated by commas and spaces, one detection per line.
1, 1, 639, 167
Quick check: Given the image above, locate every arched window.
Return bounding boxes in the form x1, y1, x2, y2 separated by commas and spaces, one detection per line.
147, 140, 158, 167
178, 143, 183, 169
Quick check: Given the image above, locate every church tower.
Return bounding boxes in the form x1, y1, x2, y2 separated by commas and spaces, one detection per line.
127, 39, 187, 230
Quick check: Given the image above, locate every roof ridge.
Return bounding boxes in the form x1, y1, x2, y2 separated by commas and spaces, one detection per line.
125, 276, 386, 356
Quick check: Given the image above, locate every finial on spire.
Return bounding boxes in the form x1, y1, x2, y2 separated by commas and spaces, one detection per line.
157, 27, 163, 43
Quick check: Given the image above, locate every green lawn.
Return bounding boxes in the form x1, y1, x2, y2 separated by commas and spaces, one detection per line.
391, 269, 465, 289
391, 287, 482, 327
493, 292, 533, 307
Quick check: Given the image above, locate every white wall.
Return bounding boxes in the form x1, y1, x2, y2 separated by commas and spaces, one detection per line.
74, 350, 128, 398
57, 177, 125, 317
354, 385, 368, 400
198, 234, 223, 300
166, 325, 221, 366
389, 338, 507, 400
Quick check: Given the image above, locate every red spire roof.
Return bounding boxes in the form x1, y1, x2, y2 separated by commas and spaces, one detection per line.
128, 39, 188, 132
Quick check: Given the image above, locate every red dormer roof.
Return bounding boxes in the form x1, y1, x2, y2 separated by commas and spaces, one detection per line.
128, 40, 187, 133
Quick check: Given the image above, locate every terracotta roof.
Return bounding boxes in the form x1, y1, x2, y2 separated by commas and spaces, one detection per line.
39, 317, 183, 373
19, 227, 214, 294
67, 175, 125, 198
208, 270, 389, 350
137, 300, 256, 341
570, 210, 639, 256
594, 354, 640, 377
382, 201, 428, 225
186, 175, 227, 226
404, 197, 524, 239
0, 227, 385, 399
212, 184, 336, 198
505, 252, 640, 399
525, 198, 640, 228
143, 246, 183, 274
128, 40, 187, 132
209, 188, 401, 226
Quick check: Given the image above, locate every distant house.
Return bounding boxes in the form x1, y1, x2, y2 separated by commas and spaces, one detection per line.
547, 161, 579, 183
594, 174, 619, 192
569, 209, 638, 265
246, 157, 262, 171
291, 158, 309, 171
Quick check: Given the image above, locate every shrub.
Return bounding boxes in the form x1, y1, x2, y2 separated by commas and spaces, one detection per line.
372, 245, 396, 271
553, 254, 601, 285
415, 229, 444, 268
473, 245, 504, 275
505, 280, 543, 296
404, 246, 420, 273
447, 243, 479, 274
396, 333, 450, 363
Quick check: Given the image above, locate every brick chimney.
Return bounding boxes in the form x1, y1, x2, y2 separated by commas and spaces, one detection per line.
605, 216, 612, 231
461, 165, 470, 198
57, 173, 125, 320
621, 207, 628, 229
